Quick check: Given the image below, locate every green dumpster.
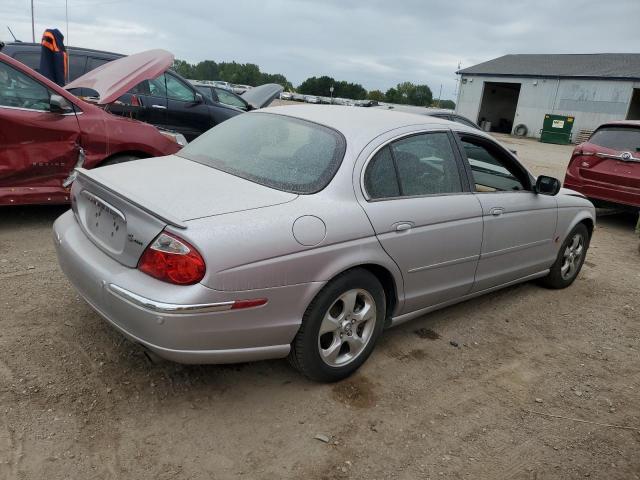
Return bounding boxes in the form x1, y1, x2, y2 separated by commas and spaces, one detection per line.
540, 114, 575, 144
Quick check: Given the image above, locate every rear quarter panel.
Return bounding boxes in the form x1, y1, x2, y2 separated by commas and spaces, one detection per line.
177, 191, 403, 294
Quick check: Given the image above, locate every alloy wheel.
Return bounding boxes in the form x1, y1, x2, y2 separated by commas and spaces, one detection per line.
561, 233, 585, 280
317, 289, 376, 367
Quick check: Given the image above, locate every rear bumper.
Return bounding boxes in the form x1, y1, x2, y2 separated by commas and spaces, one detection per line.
53, 210, 324, 364
564, 177, 640, 208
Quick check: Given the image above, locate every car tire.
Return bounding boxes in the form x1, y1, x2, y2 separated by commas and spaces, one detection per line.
514, 124, 528, 137
288, 268, 386, 382
101, 154, 140, 166
538, 223, 589, 289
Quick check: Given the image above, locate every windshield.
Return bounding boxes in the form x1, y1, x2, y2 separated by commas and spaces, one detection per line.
177, 113, 346, 194
589, 127, 640, 152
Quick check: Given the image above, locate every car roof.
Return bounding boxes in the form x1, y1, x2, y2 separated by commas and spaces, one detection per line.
260, 105, 476, 151
1, 42, 123, 58
595, 120, 640, 129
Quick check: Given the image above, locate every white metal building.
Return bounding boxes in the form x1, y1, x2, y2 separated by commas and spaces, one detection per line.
455, 54, 640, 141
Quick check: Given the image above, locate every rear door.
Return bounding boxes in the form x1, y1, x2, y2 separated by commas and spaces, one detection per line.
359, 130, 483, 313
455, 133, 558, 291
0, 58, 80, 195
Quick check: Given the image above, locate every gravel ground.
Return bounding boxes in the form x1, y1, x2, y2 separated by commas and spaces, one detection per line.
0, 130, 639, 480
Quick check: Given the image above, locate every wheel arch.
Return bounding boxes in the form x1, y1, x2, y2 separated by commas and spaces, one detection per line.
324, 263, 401, 326
562, 211, 595, 248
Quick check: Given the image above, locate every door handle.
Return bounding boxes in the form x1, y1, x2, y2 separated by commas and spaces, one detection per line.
394, 222, 413, 232
489, 207, 505, 216
151, 104, 167, 109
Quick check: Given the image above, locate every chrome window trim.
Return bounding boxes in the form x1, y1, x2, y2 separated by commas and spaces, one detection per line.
106, 284, 236, 315
360, 128, 466, 201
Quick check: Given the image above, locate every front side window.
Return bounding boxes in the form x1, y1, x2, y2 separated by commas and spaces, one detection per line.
165, 74, 195, 102
194, 85, 215, 102
459, 136, 528, 192
147, 73, 195, 101
178, 113, 346, 194
589, 127, 640, 152
364, 132, 464, 199
214, 87, 247, 109
0, 61, 51, 111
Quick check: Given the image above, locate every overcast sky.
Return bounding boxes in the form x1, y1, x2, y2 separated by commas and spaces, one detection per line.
2, 0, 640, 99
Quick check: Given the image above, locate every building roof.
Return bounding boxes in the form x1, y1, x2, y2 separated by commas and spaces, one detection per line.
458, 54, 640, 80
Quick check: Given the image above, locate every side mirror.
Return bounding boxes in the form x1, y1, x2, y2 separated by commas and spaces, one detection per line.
535, 175, 561, 196
194, 92, 204, 104
50, 94, 73, 113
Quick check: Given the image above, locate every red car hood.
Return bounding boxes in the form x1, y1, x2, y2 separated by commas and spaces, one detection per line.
65, 49, 174, 105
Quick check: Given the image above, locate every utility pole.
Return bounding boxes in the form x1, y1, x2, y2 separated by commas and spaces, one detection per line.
437, 84, 442, 108
31, 0, 35, 42
66, 0, 69, 46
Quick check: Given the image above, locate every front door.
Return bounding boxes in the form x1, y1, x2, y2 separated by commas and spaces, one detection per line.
163, 73, 212, 140
455, 133, 558, 292
0, 59, 80, 201
360, 131, 483, 313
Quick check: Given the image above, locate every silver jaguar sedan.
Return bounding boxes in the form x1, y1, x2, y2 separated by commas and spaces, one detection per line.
54, 105, 595, 382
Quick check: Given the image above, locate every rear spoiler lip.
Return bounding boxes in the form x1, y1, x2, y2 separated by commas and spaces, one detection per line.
75, 168, 187, 229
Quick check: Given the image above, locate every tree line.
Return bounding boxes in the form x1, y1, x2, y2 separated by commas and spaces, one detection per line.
172, 59, 455, 109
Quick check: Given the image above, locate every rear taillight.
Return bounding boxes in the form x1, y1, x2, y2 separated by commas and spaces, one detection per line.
138, 232, 205, 285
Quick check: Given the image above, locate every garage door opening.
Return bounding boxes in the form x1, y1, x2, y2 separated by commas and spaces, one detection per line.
477, 82, 521, 134
626, 88, 640, 120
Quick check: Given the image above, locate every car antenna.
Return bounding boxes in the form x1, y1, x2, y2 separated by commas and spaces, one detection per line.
7, 26, 21, 42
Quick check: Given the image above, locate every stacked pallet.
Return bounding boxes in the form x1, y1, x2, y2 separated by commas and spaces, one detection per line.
574, 129, 594, 144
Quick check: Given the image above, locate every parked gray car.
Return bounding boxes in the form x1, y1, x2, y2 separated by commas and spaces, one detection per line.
53, 106, 595, 382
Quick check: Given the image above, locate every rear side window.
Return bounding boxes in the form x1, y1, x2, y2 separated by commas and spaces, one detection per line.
12, 52, 40, 71
68, 55, 87, 81
391, 133, 463, 196
453, 115, 479, 129
178, 113, 346, 194
364, 147, 400, 199
589, 127, 640, 152
86, 57, 110, 72
364, 132, 464, 199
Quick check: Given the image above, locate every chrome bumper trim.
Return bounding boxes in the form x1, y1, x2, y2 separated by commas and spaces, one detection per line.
106, 284, 234, 314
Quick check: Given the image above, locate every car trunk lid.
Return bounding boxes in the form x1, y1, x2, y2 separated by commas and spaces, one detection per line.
71, 156, 297, 267
578, 145, 640, 189
242, 83, 284, 109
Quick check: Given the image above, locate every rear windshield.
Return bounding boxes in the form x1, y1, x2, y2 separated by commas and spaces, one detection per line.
589, 127, 640, 152
177, 113, 346, 194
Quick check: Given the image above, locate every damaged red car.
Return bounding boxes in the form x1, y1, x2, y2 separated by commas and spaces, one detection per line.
0, 50, 185, 206
564, 121, 640, 208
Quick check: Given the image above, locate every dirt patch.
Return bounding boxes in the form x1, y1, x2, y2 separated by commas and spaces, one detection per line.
330, 375, 377, 409
414, 327, 441, 340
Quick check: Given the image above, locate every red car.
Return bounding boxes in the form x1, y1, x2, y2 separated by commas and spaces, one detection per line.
0, 51, 184, 206
564, 121, 640, 208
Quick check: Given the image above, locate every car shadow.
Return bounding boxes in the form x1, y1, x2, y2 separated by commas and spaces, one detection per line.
0, 205, 69, 229
595, 208, 639, 231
